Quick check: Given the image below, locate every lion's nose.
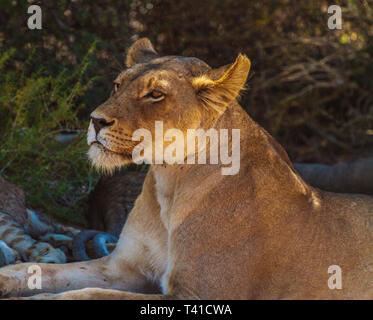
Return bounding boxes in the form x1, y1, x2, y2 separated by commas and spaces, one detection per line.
90, 116, 115, 133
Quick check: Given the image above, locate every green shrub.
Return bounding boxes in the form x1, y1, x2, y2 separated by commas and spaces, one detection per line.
0, 43, 100, 225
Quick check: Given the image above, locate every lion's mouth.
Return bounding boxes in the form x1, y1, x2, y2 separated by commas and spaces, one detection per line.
91, 141, 123, 155
90, 140, 136, 160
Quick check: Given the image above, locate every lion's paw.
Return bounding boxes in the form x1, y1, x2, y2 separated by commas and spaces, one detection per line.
0, 274, 13, 298
0, 266, 25, 298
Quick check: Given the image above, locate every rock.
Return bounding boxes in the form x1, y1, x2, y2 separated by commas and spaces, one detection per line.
0, 211, 66, 264
0, 175, 27, 225
55, 133, 78, 144
294, 157, 373, 195
86, 168, 146, 237
24, 209, 54, 238
0, 240, 17, 267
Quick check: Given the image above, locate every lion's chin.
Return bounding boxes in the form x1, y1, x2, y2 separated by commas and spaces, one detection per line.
88, 143, 132, 174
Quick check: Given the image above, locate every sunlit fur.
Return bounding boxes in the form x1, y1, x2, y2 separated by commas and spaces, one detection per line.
88, 144, 131, 175
192, 54, 250, 114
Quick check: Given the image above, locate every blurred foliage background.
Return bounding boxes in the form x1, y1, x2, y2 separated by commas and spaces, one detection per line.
0, 0, 372, 224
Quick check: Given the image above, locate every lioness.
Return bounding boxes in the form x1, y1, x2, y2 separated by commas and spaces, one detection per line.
0, 38, 372, 299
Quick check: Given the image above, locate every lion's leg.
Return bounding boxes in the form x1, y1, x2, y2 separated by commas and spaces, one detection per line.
18, 288, 174, 300
0, 253, 155, 298
0, 258, 106, 297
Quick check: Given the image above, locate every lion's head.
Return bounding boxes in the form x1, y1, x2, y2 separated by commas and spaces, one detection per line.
87, 38, 250, 172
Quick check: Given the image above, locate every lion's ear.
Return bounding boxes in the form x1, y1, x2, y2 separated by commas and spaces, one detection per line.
126, 38, 159, 67
192, 54, 251, 114
208, 64, 232, 80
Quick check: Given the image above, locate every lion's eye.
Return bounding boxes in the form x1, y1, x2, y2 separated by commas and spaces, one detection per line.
150, 90, 163, 98
144, 90, 164, 101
